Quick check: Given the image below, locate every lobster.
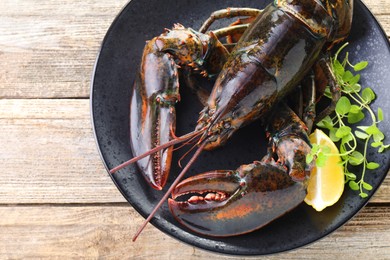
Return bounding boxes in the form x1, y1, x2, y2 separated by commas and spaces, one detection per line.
126, 9, 261, 190
110, 0, 353, 239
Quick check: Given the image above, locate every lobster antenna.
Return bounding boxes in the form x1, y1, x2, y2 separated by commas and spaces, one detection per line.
132, 141, 207, 242
109, 129, 205, 174
177, 139, 200, 168
172, 132, 201, 152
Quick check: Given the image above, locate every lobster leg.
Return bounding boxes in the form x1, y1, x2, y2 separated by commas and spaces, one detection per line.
298, 71, 317, 134
313, 54, 341, 123
303, 73, 316, 133
213, 24, 250, 39
264, 103, 312, 182
284, 71, 316, 133
213, 23, 251, 52
199, 8, 262, 33
223, 16, 258, 49
200, 8, 261, 52
285, 54, 340, 132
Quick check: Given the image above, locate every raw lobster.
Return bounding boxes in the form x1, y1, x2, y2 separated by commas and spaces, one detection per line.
111, 0, 353, 239
128, 10, 261, 190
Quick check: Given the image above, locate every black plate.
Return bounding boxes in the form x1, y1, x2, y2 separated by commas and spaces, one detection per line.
91, 0, 390, 255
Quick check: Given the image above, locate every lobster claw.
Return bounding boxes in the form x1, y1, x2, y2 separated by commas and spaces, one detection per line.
130, 48, 180, 190
168, 161, 307, 236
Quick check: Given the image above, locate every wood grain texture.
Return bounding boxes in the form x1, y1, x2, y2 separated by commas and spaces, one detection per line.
0, 205, 388, 259
0, 0, 389, 258
0, 0, 389, 98
0, 99, 125, 204
0, 99, 388, 204
0, 0, 128, 98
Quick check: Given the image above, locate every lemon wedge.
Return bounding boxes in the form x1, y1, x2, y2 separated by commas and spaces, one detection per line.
304, 129, 345, 211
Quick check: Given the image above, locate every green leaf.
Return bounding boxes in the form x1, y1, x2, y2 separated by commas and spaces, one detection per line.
316, 116, 334, 130
316, 152, 327, 167
380, 144, 390, 153
351, 150, 364, 159
366, 162, 380, 170
357, 126, 369, 132
362, 182, 373, 191
349, 105, 361, 114
373, 131, 384, 142
378, 107, 384, 121
355, 130, 369, 139
371, 141, 382, 148
311, 143, 320, 154
324, 86, 332, 99
306, 154, 314, 164
345, 172, 356, 180
360, 192, 368, 198
342, 70, 354, 83
344, 83, 361, 93
349, 151, 364, 165
329, 128, 340, 142
341, 134, 353, 144
349, 74, 360, 86
348, 110, 365, 124
365, 125, 380, 135
336, 126, 352, 138
333, 59, 345, 76
353, 61, 368, 71
362, 87, 376, 104
351, 83, 362, 92
335, 96, 351, 115
349, 181, 359, 190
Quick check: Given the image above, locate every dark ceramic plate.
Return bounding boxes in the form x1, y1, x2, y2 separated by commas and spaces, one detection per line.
91, 0, 390, 255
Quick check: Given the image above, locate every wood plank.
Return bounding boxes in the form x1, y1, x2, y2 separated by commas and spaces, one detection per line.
0, 0, 389, 99
363, 0, 390, 37
364, 0, 390, 16
0, 205, 388, 259
0, 99, 388, 204
0, 99, 125, 204
0, 0, 128, 99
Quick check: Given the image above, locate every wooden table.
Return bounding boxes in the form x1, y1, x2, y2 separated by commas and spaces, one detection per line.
1, 0, 389, 258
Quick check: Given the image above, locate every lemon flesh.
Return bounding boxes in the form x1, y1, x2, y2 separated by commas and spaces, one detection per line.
304, 129, 345, 211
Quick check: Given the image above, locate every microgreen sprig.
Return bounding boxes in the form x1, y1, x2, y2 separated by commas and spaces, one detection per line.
306, 143, 331, 167
314, 43, 389, 198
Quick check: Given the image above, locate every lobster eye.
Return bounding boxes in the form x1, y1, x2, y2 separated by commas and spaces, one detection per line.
208, 108, 215, 116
